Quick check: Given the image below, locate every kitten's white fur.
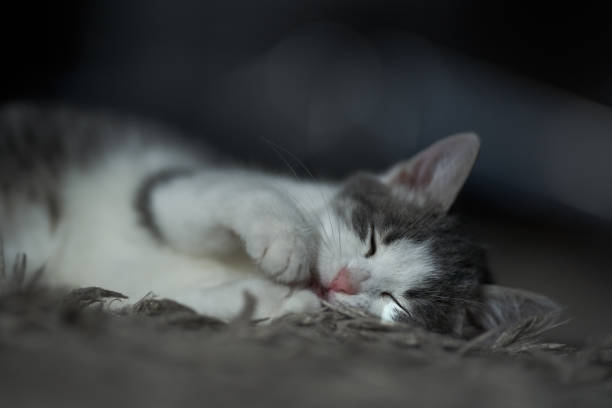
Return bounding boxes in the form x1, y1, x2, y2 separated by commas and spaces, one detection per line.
2, 138, 330, 319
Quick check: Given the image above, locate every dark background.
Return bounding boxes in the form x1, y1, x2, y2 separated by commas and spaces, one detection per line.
3, 1, 611, 342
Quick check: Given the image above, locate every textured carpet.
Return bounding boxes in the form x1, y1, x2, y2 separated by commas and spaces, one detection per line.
1, 258, 611, 408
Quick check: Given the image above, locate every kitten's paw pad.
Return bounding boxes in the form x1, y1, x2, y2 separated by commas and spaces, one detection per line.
246, 223, 312, 284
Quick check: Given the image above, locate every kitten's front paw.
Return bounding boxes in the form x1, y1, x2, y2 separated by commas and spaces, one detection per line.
245, 220, 313, 284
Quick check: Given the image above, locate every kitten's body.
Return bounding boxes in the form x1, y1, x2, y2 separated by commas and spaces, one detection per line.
0, 105, 556, 334
1, 106, 328, 320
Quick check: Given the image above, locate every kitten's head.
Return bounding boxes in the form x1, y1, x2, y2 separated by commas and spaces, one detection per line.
313, 133, 558, 336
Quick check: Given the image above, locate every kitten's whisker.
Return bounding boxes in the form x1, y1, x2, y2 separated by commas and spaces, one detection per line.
262, 138, 335, 249
283, 190, 331, 249
261, 138, 335, 234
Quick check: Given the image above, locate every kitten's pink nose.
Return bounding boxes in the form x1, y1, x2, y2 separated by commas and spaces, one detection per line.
329, 267, 365, 295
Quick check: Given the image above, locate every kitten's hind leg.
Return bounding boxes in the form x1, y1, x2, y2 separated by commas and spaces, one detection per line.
140, 170, 316, 284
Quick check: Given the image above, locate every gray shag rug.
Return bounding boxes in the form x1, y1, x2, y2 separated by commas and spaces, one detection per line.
1, 258, 611, 408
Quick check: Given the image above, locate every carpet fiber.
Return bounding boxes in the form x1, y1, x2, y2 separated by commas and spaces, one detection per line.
1, 262, 611, 408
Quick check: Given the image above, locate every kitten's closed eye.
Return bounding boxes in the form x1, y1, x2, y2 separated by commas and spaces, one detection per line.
381, 292, 410, 316
364, 224, 377, 258
380, 292, 411, 322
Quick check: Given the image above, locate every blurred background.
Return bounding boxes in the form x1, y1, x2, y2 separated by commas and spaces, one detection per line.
2, 0, 611, 343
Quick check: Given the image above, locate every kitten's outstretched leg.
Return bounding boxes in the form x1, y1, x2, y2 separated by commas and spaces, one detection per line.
140, 169, 316, 284
171, 278, 322, 321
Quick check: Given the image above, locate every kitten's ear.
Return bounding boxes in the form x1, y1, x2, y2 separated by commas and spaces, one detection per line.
473, 284, 561, 331
380, 132, 480, 212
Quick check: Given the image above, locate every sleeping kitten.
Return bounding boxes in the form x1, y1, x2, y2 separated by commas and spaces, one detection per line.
0, 105, 557, 336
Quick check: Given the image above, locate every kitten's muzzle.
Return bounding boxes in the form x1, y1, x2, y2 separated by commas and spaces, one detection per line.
328, 267, 370, 295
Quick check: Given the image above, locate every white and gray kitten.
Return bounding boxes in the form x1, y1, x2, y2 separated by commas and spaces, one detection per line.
0, 105, 557, 336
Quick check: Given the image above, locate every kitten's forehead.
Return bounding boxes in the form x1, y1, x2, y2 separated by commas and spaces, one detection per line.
334, 173, 446, 243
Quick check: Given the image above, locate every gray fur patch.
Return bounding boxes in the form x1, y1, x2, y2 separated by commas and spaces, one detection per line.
134, 168, 194, 242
